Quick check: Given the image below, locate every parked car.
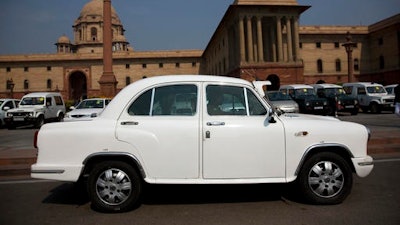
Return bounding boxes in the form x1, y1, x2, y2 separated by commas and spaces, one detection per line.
384, 84, 398, 96
64, 98, 111, 121
279, 84, 330, 115
343, 82, 394, 113
32, 75, 373, 212
4, 92, 65, 128
311, 84, 359, 115
0, 99, 20, 128
266, 91, 299, 113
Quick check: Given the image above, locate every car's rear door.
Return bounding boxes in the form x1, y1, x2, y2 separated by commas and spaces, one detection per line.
116, 83, 200, 179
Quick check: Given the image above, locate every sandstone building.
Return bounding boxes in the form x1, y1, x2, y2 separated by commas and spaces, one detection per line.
1, 0, 399, 100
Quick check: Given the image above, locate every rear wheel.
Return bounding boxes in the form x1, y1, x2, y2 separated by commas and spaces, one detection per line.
296, 152, 353, 204
88, 161, 142, 212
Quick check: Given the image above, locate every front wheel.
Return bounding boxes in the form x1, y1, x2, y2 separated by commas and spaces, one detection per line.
88, 161, 142, 212
296, 152, 353, 204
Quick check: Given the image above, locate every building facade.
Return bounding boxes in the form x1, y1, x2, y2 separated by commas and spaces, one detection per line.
1, 0, 399, 100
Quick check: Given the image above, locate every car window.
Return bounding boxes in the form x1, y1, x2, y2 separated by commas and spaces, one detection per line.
206, 85, 266, 116
357, 87, 366, 95
247, 89, 267, 115
54, 96, 64, 106
128, 84, 198, 116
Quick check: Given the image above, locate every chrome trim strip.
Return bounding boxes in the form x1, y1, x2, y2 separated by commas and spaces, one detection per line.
31, 170, 65, 174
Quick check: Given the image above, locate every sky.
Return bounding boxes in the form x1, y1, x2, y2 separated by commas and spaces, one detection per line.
0, 0, 399, 55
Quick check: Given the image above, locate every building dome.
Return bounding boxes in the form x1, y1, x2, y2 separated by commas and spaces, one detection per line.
75, 0, 122, 25
57, 35, 71, 44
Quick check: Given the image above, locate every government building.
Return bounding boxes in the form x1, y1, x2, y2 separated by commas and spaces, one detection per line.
1, 0, 399, 101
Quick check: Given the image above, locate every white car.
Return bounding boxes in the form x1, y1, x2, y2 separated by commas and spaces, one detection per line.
0, 99, 20, 128
32, 75, 373, 212
64, 98, 111, 121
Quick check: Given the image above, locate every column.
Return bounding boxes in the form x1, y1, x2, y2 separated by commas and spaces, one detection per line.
293, 16, 300, 61
239, 16, 246, 62
286, 17, 293, 61
246, 16, 254, 62
256, 16, 264, 62
276, 16, 283, 62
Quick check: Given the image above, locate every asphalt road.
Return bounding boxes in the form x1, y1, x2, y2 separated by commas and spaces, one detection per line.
0, 159, 399, 225
0, 112, 399, 224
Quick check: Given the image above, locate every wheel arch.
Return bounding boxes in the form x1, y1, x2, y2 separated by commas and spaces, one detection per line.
295, 144, 355, 176
81, 152, 146, 180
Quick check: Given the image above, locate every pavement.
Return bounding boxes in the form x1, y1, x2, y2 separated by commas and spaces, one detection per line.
0, 114, 399, 181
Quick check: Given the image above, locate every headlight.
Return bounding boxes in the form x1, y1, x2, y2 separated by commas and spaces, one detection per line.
29, 112, 34, 117
6, 113, 12, 117
305, 102, 310, 106
323, 101, 328, 106
337, 100, 342, 105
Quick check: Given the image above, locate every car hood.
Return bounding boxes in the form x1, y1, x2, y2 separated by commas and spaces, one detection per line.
8, 105, 44, 112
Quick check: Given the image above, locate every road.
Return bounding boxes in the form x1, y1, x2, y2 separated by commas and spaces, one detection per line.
0, 113, 399, 224
0, 159, 399, 225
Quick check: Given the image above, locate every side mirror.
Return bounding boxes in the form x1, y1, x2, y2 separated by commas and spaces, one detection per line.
3, 106, 10, 111
267, 108, 277, 123
69, 106, 75, 110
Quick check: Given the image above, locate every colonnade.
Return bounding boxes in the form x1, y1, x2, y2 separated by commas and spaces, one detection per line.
237, 15, 300, 63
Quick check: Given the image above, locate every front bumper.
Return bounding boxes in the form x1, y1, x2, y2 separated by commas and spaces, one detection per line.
351, 155, 374, 177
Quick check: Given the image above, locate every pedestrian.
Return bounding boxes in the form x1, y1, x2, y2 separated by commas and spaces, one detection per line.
395, 84, 400, 117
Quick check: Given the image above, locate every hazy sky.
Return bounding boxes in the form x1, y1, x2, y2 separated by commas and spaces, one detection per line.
0, 0, 399, 55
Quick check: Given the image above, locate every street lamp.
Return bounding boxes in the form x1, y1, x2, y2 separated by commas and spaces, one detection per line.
342, 32, 357, 82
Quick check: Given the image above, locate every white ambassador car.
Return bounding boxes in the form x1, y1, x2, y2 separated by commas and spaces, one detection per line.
32, 75, 373, 212
64, 98, 111, 121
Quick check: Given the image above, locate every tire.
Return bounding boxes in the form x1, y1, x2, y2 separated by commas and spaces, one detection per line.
88, 161, 142, 212
34, 115, 44, 128
296, 152, 353, 205
370, 103, 381, 114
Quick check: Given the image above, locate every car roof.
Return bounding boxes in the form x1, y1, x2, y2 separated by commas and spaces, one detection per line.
311, 83, 342, 88
343, 82, 384, 87
280, 84, 313, 89
100, 75, 253, 119
22, 92, 62, 98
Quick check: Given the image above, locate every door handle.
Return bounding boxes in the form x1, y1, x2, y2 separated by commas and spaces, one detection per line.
121, 121, 139, 125
206, 121, 225, 126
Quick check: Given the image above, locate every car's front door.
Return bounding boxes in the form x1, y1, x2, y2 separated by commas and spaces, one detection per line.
202, 84, 286, 179
116, 83, 200, 179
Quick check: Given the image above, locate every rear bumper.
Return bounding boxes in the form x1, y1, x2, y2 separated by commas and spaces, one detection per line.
31, 163, 82, 182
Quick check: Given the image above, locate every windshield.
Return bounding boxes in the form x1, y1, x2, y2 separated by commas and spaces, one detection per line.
267, 91, 292, 101
324, 88, 346, 96
0, 100, 4, 106
295, 88, 315, 96
367, 86, 386, 94
20, 97, 45, 106
76, 99, 105, 109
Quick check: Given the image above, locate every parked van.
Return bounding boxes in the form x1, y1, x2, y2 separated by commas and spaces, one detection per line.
4, 92, 65, 128
311, 83, 359, 115
342, 82, 394, 113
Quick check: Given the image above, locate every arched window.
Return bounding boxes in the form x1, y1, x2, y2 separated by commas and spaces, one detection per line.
317, 59, 323, 73
47, 79, 52, 89
24, 80, 29, 89
354, 58, 359, 71
91, 27, 97, 41
335, 59, 341, 72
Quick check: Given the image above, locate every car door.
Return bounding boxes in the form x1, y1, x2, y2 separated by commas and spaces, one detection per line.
116, 83, 200, 179
202, 83, 286, 179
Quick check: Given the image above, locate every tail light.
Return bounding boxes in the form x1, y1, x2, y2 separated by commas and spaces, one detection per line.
34, 130, 39, 148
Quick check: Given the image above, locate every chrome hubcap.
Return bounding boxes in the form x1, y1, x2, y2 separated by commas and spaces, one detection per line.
96, 168, 132, 205
308, 161, 344, 198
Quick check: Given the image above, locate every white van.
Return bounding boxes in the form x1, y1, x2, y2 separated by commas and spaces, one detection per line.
4, 92, 65, 128
342, 82, 394, 113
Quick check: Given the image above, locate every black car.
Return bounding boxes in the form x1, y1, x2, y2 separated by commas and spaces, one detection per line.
312, 84, 359, 115
280, 84, 330, 115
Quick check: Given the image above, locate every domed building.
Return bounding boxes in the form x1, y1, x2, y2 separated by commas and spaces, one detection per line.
0, 0, 399, 101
